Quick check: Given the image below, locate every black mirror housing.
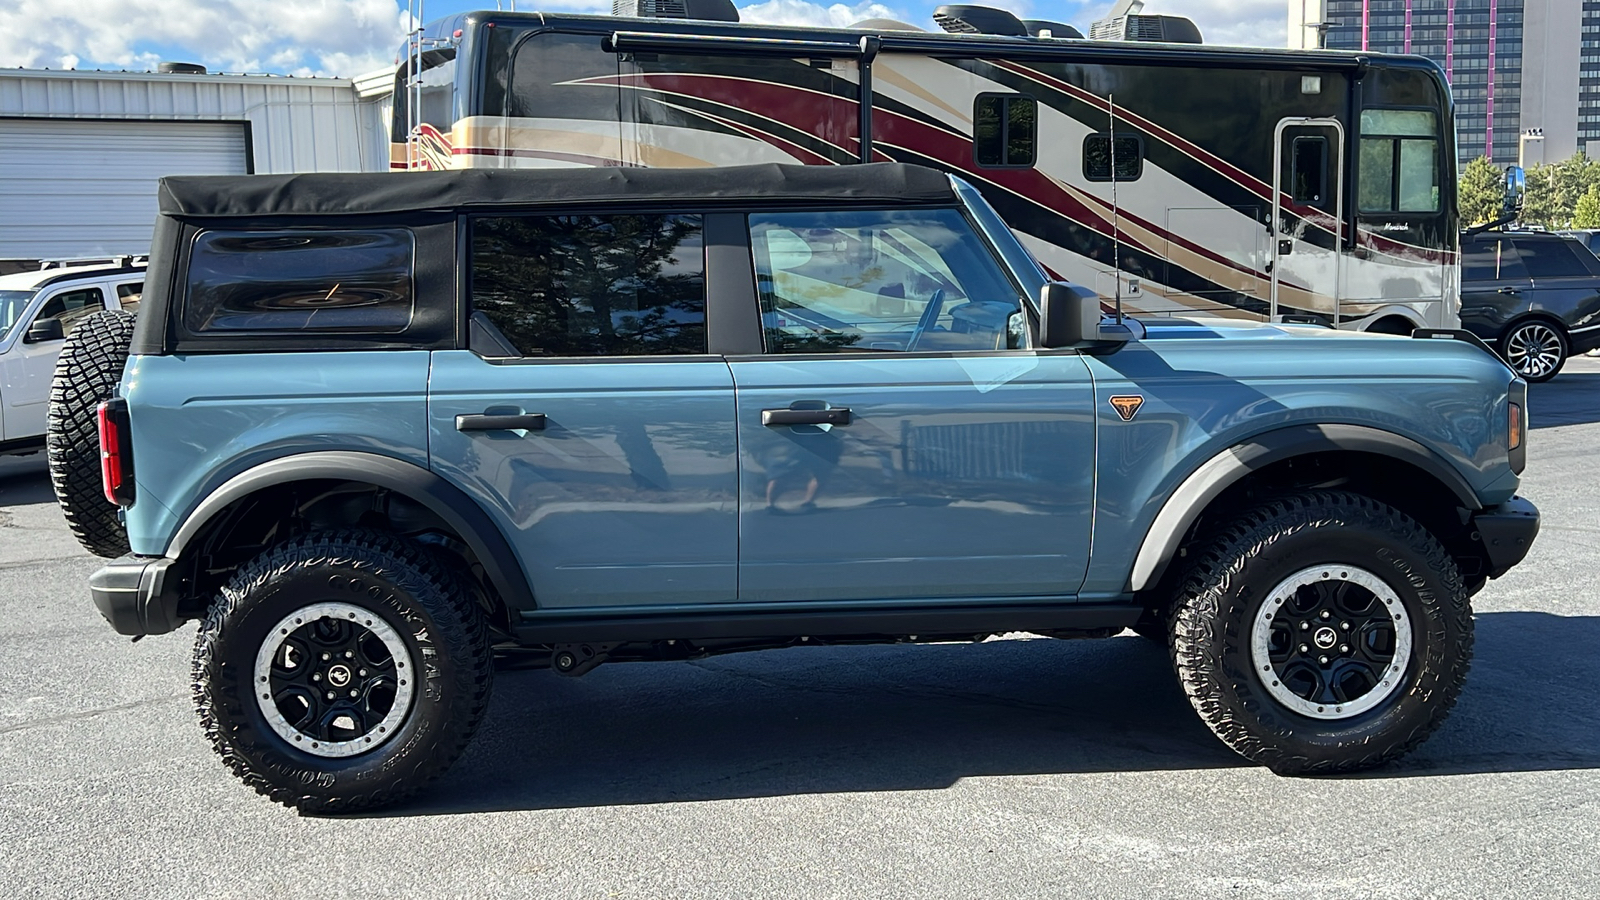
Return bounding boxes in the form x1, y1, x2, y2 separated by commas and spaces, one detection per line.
24, 318, 65, 344
1038, 282, 1131, 350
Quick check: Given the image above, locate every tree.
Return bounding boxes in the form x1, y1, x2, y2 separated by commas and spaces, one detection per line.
1574, 183, 1600, 228
1457, 156, 1505, 226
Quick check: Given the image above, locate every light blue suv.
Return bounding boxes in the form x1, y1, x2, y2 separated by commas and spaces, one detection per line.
70, 163, 1538, 811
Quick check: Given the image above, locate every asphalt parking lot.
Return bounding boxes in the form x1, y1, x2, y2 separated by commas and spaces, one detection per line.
1, 359, 1597, 900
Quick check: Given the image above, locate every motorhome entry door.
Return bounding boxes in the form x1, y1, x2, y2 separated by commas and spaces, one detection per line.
1271, 118, 1345, 324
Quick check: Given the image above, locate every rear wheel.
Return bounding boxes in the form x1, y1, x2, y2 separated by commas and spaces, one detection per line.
1500, 319, 1567, 382
193, 530, 492, 813
1171, 492, 1472, 774
46, 309, 137, 558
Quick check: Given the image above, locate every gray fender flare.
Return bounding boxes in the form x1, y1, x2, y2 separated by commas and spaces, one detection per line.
1127, 424, 1482, 592
165, 450, 536, 611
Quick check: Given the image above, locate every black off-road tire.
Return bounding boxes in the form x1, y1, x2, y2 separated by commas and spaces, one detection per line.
1170, 491, 1472, 775
46, 309, 137, 558
193, 530, 493, 813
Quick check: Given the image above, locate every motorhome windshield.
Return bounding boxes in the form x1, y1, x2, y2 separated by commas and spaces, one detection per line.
0, 290, 37, 342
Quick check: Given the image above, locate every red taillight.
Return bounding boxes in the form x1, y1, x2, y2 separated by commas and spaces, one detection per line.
97, 399, 135, 508
1509, 402, 1523, 451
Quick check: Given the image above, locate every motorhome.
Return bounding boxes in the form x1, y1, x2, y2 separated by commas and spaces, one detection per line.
393, 2, 1461, 331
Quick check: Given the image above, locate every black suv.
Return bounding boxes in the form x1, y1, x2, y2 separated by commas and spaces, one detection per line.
1460, 229, 1600, 381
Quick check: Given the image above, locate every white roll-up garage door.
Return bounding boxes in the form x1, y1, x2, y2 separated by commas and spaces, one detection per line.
0, 119, 248, 262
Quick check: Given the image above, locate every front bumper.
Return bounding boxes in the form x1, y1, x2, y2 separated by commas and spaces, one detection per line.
1471, 496, 1540, 578
90, 556, 181, 636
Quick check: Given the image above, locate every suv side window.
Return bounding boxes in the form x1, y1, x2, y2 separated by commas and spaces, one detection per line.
1511, 238, 1591, 278
1462, 237, 1527, 282
749, 208, 1024, 354
33, 286, 107, 336
185, 230, 414, 334
115, 282, 143, 314
470, 214, 706, 357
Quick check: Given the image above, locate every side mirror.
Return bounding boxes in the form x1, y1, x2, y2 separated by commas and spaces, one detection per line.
23, 318, 64, 344
1504, 165, 1526, 217
1038, 282, 1132, 349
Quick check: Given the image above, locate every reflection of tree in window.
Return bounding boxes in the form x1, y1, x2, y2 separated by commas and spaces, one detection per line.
1083, 134, 1142, 181
472, 215, 706, 357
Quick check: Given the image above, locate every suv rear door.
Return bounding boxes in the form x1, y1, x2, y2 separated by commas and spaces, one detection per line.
1510, 235, 1600, 338
430, 211, 739, 609
729, 207, 1096, 602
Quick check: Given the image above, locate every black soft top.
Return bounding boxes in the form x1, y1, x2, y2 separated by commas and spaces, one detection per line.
157, 162, 956, 219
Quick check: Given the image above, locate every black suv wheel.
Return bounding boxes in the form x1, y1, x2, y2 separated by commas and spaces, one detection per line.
193, 530, 492, 813
1170, 491, 1472, 774
1500, 319, 1568, 382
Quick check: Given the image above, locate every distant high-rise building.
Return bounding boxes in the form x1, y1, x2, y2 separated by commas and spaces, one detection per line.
1289, 1, 1597, 166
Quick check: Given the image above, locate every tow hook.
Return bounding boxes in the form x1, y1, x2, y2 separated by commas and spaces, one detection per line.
551, 642, 618, 677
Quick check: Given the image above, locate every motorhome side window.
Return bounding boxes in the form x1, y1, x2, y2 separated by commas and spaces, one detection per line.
1083, 134, 1143, 181
184, 230, 414, 334
470, 214, 707, 357
1359, 109, 1440, 213
749, 208, 1024, 354
974, 94, 1037, 168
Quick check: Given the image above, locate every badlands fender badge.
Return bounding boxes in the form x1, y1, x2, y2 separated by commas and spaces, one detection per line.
1109, 395, 1145, 421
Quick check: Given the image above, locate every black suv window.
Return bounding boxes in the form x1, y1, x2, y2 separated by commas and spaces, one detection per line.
1462, 237, 1526, 282
186, 230, 413, 334
1510, 238, 1594, 278
471, 214, 706, 357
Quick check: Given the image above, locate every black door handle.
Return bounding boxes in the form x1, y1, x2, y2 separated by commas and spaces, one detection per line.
455, 413, 547, 432
1498, 286, 1521, 294
761, 407, 851, 427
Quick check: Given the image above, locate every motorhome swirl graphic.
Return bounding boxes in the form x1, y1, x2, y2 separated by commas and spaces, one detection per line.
392, 2, 1462, 330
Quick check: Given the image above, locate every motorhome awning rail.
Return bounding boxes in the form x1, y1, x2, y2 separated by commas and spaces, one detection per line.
605, 32, 867, 58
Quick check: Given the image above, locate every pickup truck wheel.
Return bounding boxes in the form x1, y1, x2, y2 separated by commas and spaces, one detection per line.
193, 530, 492, 813
46, 309, 137, 558
1170, 491, 1471, 775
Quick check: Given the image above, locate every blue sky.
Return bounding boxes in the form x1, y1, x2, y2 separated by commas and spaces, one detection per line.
0, 1, 1284, 79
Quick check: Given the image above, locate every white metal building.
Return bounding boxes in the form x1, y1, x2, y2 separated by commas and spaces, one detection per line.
0, 67, 393, 266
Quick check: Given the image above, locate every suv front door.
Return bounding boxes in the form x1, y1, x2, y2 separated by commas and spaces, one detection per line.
730, 208, 1096, 603
1, 283, 107, 441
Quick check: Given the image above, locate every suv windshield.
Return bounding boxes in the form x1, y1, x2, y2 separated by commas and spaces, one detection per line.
0, 290, 38, 342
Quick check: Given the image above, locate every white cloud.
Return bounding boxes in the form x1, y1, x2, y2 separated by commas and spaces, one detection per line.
0, 0, 1286, 80
0, 0, 409, 77
740, 0, 913, 29
1074, 0, 1284, 47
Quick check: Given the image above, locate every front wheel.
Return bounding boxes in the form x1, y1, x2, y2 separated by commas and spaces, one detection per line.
1171, 492, 1472, 775
193, 530, 492, 813
1500, 319, 1567, 382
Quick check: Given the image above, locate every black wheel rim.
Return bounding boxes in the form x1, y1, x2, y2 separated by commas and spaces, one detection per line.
252, 602, 416, 757
1251, 565, 1412, 719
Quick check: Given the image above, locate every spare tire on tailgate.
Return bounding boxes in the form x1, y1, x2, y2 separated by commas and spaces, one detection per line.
47, 309, 137, 558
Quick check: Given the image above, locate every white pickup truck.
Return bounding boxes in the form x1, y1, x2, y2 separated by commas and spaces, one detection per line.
0, 259, 145, 455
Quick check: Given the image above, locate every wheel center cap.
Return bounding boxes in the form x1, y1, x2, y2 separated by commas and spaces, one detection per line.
327, 664, 352, 687
1313, 626, 1339, 650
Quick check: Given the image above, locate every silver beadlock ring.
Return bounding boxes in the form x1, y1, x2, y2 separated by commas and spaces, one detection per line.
1250, 565, 1413, 720
253, 602, 416, 759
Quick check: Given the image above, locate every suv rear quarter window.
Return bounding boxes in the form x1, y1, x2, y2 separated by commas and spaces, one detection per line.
1510, 238, 1595, 278
470, 214, 707, 357
185, 230, 414, 334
